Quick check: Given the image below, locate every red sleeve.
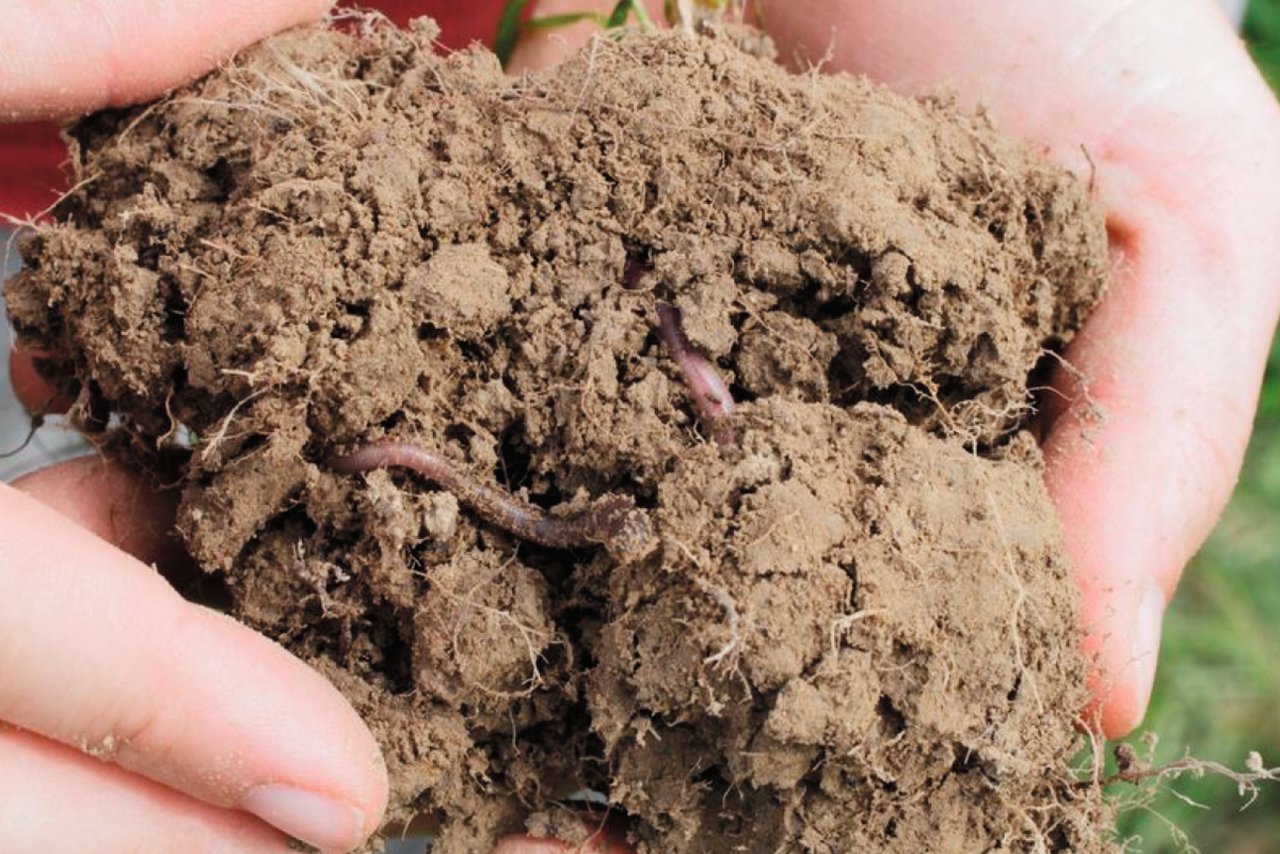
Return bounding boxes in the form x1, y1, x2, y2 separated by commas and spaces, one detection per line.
0, 123, 65, 219
378, 0, 510, 47
0, 1, 509, 218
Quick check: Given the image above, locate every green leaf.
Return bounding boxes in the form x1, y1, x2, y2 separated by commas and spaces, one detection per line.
503, 0, 651, 62
495, 0, 533, 68
526, 12, 608, 30
1246, 0, 1280, 92
629, 0, 656, 30
603, 0, 656, 31
606, 0, 635, 29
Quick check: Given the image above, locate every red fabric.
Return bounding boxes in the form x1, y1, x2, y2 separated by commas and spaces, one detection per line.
0, 124, 65, 219
0, 1, 509, 217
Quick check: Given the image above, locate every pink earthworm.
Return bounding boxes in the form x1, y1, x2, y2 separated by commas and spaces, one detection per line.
655, 301, 736, 446
329, 440, 654, 561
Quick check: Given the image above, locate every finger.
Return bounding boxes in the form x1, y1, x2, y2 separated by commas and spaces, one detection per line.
0, 0, 335, 121
1044, 217, 1270, 737
0, 483, 387, 851
761, 0, 1280, 737
16, 454, 211, 615
6, 347, 69, 416
506, 0, 666, 73
14, 455, 181, 569
0, 726, 295, 854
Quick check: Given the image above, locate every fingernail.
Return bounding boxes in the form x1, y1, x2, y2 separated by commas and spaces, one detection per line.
1129, 582, 1165, 725
240, 785, 364, 852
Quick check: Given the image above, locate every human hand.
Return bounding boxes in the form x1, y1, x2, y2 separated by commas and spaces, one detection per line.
760, 0, 1280, 740
513, 0, 1280, 742
497, 3, 1280, 850
1, 2, 391, 852
10, 2, 1278, 852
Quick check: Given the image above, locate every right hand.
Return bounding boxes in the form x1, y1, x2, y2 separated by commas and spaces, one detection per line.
517, 0, 1280, 741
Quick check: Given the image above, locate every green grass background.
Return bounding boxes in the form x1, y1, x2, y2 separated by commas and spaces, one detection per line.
1110, 4, 1280, 850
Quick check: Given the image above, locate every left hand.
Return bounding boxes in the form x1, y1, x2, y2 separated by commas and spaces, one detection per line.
2, 4, 392, 853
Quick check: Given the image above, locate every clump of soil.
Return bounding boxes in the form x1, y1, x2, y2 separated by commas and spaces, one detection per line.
8, 16, 1114, 853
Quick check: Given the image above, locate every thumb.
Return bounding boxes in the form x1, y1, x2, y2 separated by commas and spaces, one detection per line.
1078, 574, 1165, 736
0, 0, 334, 120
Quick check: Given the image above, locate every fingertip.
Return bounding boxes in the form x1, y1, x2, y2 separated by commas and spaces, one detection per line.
134, 604, 389, 850
238, 783, 370, 853
2, 0, 340, 119
1085, 581, 1165, 739
267, 629, 390, 849
338, 728, 389, 853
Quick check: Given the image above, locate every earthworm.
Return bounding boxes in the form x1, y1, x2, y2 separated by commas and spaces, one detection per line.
329, 440, 655, 562
655, 301, 736, 446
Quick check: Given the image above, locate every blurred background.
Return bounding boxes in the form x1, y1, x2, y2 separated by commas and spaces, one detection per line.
0, 1, 1277, 852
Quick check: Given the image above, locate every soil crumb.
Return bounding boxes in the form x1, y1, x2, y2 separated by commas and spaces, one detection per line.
8, 16, 1114, 853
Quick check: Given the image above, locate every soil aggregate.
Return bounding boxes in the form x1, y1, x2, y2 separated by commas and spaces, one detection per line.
7, 15, 1115, 853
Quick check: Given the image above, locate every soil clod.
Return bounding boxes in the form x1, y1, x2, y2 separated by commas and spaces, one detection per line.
6, 15, 1114, 853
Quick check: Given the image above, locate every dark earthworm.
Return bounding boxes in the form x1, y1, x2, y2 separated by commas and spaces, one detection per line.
655, 301, 736, 446
329, 440, 655, 562
622, 258, 648, 290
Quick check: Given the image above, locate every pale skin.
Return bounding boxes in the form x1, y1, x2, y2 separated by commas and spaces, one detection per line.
2, 1, 1277, 853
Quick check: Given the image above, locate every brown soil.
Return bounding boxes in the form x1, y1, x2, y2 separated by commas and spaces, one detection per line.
7, 16, 1114, 853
